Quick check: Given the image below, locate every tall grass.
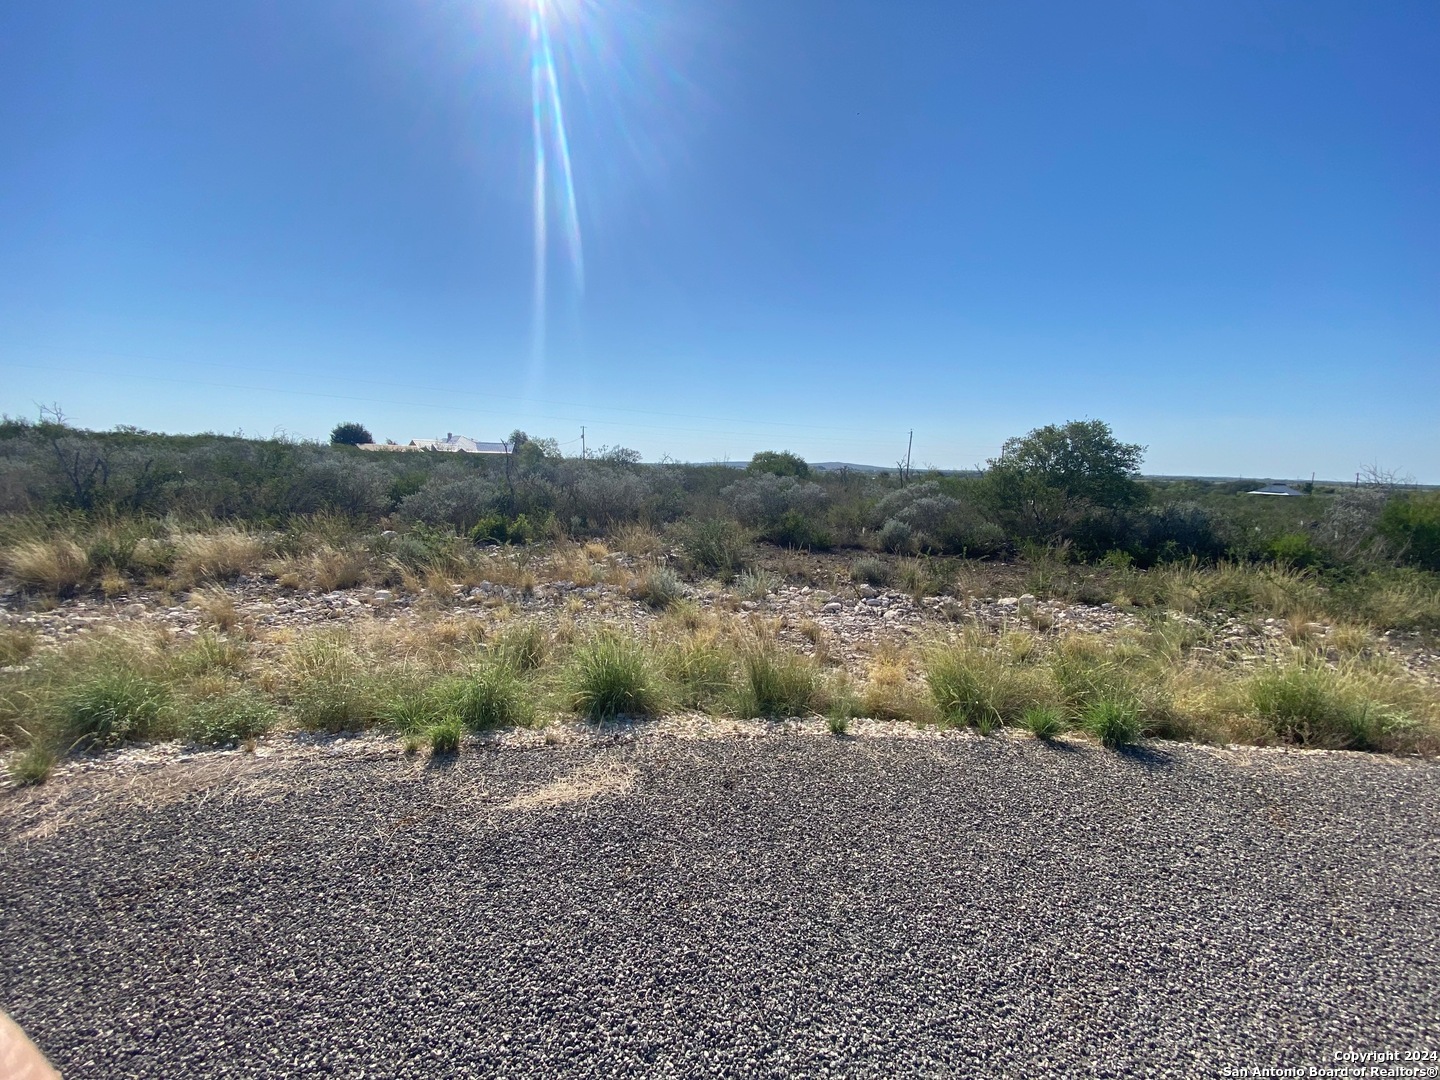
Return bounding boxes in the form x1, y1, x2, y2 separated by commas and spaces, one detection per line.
734, 645, 823, 719
568, 634, 663, 721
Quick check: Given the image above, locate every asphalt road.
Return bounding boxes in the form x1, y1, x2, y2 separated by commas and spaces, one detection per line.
2, 733, 1437, 1078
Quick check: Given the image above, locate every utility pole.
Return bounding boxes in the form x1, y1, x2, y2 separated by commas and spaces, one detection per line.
904, 430, 913, 485
581, 426, 586, 460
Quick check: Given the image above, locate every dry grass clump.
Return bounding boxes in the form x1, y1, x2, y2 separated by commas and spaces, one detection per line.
190, 585, 243, 633
612, 524, 664, 559
171, 528, 267, 588
4, 538, 90, 595
0, 627, 37, 667
858, 648, 936, 725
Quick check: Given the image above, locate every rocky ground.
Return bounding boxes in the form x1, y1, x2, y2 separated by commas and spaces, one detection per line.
2, 730, 1437, 1078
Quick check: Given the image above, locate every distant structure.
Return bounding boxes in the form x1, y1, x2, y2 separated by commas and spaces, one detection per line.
357, 433, 509, 455
1247, 483, 1304, 496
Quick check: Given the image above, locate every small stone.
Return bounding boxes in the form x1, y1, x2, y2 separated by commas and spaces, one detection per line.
997, 597, 1019, 607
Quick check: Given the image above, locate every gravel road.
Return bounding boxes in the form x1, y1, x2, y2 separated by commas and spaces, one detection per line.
2, 732, 1437, 1078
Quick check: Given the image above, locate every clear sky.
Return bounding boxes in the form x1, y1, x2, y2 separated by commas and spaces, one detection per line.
2, 0, 1436, 480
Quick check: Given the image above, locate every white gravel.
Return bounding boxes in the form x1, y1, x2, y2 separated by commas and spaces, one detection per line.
2, 732, 1438, 1077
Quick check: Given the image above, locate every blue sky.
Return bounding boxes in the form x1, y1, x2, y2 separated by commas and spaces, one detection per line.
2, 0, 1436, 480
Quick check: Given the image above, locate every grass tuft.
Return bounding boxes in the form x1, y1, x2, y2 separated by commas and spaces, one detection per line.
427, 716, 463, 755
633, 565, 685, 609
1021, 704, 1067, 740
1081, 699, 1142, 748
5, 538, 90, 595
569, 634, 663, 721
734, 645, 822, 719
8, 745, 56, 785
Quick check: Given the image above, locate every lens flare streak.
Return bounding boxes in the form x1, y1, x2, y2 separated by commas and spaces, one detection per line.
530, 0, 584, 370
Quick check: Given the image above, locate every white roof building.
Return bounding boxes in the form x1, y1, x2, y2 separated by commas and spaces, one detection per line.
407, 433, 510, 454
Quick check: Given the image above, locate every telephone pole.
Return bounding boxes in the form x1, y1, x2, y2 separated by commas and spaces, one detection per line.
581, 426, 586, 460
904, 430, 913, 484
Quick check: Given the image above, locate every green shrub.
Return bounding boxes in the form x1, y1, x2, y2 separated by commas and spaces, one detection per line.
762, 510, 831, 550
1379, 493, 1440, 571
180, 688, 278, 745
851, 557, 891, 587
569, 635, 663, 721
734, 647, 821, 719
678, 519, 747, 580
878, 518, 914, 554
469, 513, 549, 546
1267, 532, 1324, 569
61, 669, 170, 746
1081, 699, 1141, 747
748, 450, 810, 479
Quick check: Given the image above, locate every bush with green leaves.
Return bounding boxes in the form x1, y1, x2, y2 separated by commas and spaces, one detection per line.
1378, 493, 1440, 571
984, 419, 1147, 542
677, 519, 747, 579
747, 450, 810, 479
878, 518, 915, 554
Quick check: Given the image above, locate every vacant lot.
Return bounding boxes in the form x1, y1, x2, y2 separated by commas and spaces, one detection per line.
2, 731, 1436, 1078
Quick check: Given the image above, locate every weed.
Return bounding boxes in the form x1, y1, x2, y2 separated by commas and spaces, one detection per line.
0, 627, 36, 667
734, 645, 821, 719
926, 646, 1050, 731
180, 687, 277, 745
828, 713, 851, 735
661, 635, 736, 711
1245, 661, 1383, 749
492, 622, 549, 672
678, 519, 747, 580
60, 668, 170, 746
851, 557, 891, 587
446, 664, 534, 730
735, 568, 779, 601
172, 528, 266, 588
